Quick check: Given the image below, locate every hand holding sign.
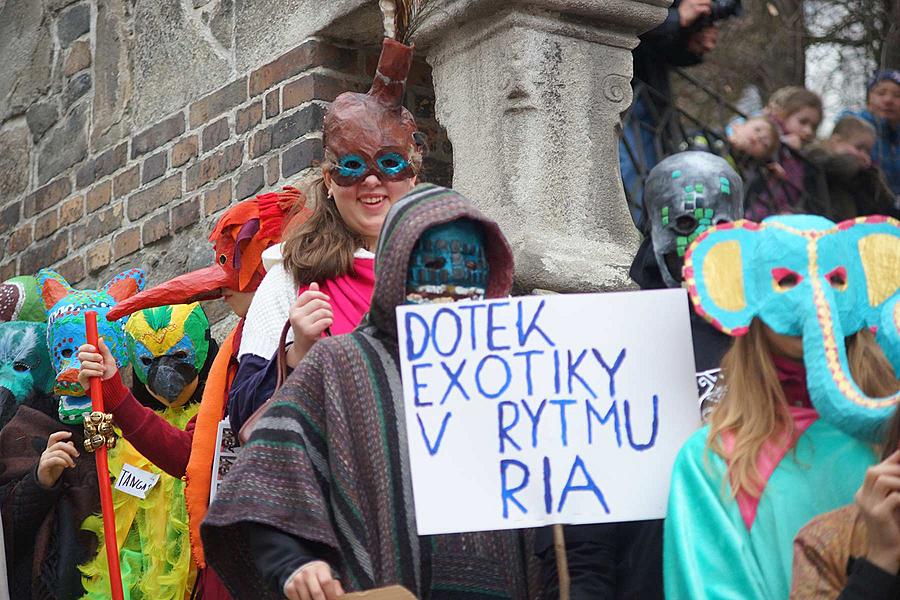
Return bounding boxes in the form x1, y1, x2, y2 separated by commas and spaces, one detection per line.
397, 289, 700, 535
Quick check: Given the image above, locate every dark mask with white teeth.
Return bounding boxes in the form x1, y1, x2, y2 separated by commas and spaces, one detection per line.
406, 219, 489, 304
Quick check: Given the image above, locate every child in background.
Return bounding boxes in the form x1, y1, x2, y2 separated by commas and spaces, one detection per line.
727, 116, 781, 164
840, 70, 900, 197
743, 87, 825, 220
686, 115, 779, 169
685, 116, 780, 222
805, 115, 896, 221
767, 86, 823, 151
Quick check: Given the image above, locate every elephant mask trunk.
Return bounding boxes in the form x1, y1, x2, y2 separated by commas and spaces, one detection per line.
802, 268, 898, 441
876, 296, 900, 378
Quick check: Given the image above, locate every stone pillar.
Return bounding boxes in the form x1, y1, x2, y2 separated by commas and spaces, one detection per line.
417, 1, 669, 293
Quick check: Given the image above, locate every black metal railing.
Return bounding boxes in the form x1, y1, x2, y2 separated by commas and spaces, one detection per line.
619, 68, 829, 232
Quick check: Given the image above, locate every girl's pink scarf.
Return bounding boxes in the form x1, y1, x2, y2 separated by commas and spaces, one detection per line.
772, 353, 812, 409
297, 256, 375, 336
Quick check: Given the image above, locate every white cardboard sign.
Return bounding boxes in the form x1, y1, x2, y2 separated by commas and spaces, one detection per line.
396, 289, 701, 535
115, 463, 160, 499
210, 418, 241, 502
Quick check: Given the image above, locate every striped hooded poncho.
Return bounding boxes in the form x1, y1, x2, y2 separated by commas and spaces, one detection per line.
202, 184, 537, 598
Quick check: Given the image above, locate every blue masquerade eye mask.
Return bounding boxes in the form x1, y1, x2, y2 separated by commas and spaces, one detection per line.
330, 151, 413, 186
406, 219, 489, 304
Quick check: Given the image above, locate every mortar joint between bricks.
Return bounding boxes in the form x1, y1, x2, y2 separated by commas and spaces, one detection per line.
308, 65, 372, 85
127, 127, 191, 171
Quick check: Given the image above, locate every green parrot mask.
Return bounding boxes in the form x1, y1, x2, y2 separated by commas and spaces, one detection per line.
124, 303, 210, 408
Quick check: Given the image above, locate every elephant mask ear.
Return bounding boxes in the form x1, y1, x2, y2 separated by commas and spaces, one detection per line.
832, 217, 900, 323
684, 221, 761, 336
839, 216, 900, 377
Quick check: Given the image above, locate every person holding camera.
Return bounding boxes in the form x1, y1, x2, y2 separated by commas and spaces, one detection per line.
620, 0, 736, 230
636, 0, 729, 99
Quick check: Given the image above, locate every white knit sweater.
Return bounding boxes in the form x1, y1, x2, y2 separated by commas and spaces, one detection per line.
238, 246, 375, 360
238, 257, 296, 360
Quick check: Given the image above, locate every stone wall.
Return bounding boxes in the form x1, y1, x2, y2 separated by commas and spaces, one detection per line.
0, 0, 450, 332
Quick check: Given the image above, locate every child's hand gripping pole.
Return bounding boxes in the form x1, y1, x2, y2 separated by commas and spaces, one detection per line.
83, 311, 125, 600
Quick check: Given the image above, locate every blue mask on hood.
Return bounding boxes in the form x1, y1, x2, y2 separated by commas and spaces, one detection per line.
406, 219, 489, 304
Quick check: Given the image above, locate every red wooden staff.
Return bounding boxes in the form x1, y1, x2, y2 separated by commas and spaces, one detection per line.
84, 310, 125, 600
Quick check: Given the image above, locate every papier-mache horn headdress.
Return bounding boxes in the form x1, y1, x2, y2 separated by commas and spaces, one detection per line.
322, 1, 433, 186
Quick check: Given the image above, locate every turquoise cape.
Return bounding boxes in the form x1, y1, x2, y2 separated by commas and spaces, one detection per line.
663, 420, 875, 599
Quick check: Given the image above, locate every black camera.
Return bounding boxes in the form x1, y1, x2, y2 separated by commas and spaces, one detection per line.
709, 0, 742, 21
694, 0, 743, 29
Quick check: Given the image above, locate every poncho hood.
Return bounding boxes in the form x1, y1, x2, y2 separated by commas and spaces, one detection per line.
368, 183, 515, 339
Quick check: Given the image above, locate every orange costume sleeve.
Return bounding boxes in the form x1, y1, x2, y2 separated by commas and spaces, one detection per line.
184, 327, 238, 568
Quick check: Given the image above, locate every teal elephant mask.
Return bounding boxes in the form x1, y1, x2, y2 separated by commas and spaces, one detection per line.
684, 214, 900, 441
877, 295, 900, 378
36, 268, 145, 424
0, 321, 55, 428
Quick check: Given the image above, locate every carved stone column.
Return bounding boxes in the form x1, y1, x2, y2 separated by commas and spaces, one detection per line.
417, 1, 669, 293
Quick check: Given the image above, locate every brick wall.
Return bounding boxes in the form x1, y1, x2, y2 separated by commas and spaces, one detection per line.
0, 8, 452, 328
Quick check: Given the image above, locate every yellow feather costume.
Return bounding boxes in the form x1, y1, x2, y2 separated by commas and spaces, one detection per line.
80, 404, 199, 599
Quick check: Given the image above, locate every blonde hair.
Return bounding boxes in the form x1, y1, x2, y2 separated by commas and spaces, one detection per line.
281, 147, 423, 286
766, 86, 823, 121
708, 320, 900, 498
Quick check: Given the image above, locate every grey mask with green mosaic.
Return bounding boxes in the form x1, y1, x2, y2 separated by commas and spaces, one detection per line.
663, 178, 732, 257
645, 152, 744, 288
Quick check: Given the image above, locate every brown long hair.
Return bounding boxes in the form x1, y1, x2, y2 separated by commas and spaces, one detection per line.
708, 320, 900, 498
281, 161, 364, 287
881, 406, 900, 460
